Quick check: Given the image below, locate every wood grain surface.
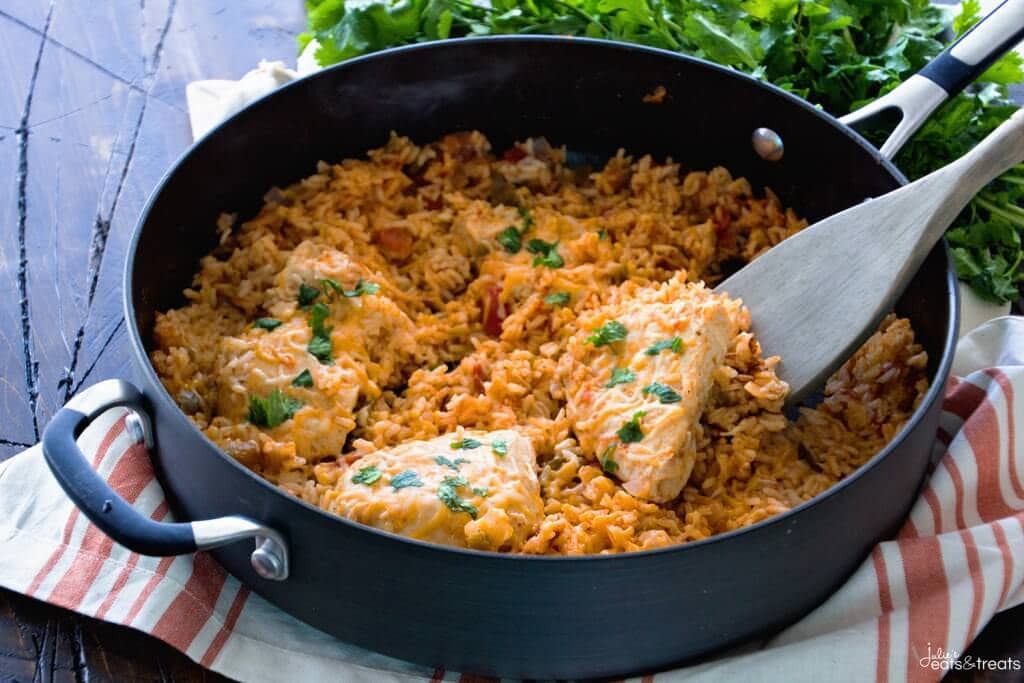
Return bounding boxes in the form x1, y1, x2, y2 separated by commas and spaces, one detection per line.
0, 1, 1021, 681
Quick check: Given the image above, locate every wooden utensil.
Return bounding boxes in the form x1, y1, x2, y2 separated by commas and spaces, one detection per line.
716, 108, 1024, 405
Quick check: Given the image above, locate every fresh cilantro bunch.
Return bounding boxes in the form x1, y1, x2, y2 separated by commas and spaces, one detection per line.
299, 0, 1024, 303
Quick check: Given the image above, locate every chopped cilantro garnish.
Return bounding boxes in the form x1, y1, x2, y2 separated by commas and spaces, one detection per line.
320, 277, 380, 299
586, 320, 628, 347
597, 229, 608, 240
247, 389, 302, 428
599, 443, 619, 474
617, 411, 646, 443
438, 475, 479, 519
320, 277, 344, 296
451, 437, 482, 450
605, 367, 636, 388
644, 337, 684, 355
391, 470, 424, 490
472, 486, 489, 498
343, 279, 380, 297
291, 369, 314, 388
297, 283, 321, 307
253, 317, 282, 331
307, 302, 333, 364
544, 292, 571, 307
496, 227, 522, 254
435, 455, 468, 471
527, 239, 563, 268
643, 382, 682, 404
351, 465, 382, 485
526, 238, 554, 254
517, 206, 534, 231
491, 440, 508, 457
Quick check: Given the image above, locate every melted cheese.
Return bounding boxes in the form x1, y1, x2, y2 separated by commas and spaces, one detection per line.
325, 430, 543, 551
562, 275, 739, 502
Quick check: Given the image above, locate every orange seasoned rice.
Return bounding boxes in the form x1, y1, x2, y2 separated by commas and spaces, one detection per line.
150, 131, 929, 554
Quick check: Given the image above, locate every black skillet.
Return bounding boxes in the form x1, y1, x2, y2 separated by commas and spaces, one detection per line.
39, 3, 1024, 678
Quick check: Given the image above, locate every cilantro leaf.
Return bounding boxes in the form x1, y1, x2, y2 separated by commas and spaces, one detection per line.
617, 411, 646, 443
643, 382, 682, 404
253, 317, 282, 331
496, 226, 522, 253
307, 301, 333, 364
292, 369, 314, 388
435, 455, 468, 471
645, 337, 684, 355
491, 439, 508, 457
391, 470, 424, 490
527, 238, 563, 268
599, 443, 619, 474
544, 292, 571, 307
451, 437, 482, 450
605, 367, 636, 388
586, 320, 628, 347
247, 389, 303, 428
343, 278, 380, 297
297, 283, 321, 307
351, 465, 382, 485
438, 475, 478, 519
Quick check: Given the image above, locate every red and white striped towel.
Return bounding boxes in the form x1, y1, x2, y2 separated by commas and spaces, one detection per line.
1, 317, 1023, 683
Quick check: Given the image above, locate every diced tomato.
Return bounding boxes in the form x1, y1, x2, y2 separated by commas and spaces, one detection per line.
471, 362, 487, 395
503, 147, 527, 163
483, 285, 507, 337
374, 227, 414, 259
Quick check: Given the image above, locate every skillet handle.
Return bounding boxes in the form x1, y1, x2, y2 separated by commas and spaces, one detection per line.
840, 0, 1024, 159
42, 379, 289, 581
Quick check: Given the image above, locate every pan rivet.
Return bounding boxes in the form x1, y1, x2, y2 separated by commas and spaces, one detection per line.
752, 127, 784, 161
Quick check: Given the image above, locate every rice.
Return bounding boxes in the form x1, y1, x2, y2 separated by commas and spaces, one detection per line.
150, 131, 928, 555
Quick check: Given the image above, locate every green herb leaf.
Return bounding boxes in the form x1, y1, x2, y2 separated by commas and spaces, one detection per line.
491, 439, 508, 457
351, 465, 382, 485
617, 411, 646, 444
247, 389, 303, 428
544, 292, 571, 307
496, 227, 522, 253
291, 369, 314, 388
599, 443, 619, 474
527, 238, 563, 268
450, 437, 482, 450
435, 455, 468, 471
391, 469, 424, 490
472, 486, 489, 497
644, 337, 684, 355
597, 229, 608, 240
643, 382, 682, 404
253, 317, 282, 331
297, 283, 321, 307
307, 301, 333, 364
517, 206, 534, 231
438, 475, 478, 519
342, 278, 381, 297
586, 320, 628, 347
605, 367, 637, 388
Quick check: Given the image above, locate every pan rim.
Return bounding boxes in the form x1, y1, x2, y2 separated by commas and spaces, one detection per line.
122, 34, 959, 564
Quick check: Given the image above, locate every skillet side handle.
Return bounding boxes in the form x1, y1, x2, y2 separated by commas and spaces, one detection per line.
840, 0, 1024, 159
42, 379, 290, 580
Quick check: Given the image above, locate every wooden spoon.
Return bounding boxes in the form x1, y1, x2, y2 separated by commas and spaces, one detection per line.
715, 108, 1024, 405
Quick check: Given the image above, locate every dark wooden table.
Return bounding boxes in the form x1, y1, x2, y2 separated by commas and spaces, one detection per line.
0, 1, 1022, 681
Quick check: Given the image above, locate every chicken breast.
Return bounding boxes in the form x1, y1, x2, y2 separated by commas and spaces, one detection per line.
214, 241, 418, 459
562, 275, 741, 502
326, 430, 543, 551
